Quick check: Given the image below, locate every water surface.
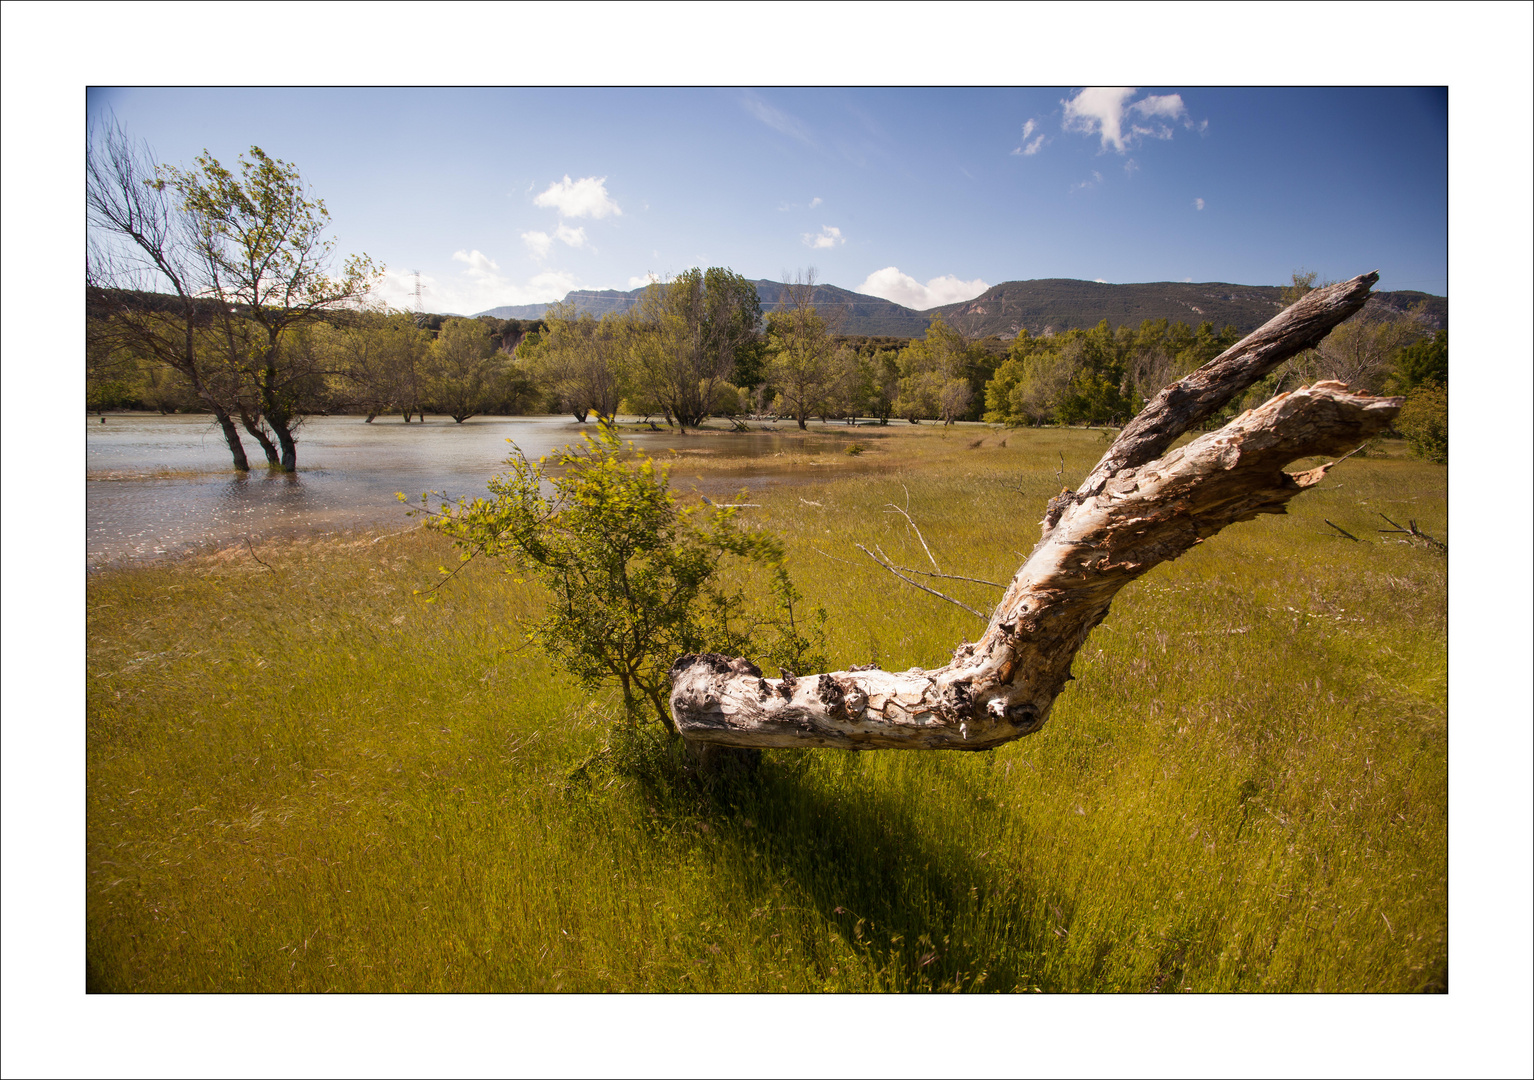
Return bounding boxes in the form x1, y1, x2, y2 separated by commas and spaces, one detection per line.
87, 414, 881, 564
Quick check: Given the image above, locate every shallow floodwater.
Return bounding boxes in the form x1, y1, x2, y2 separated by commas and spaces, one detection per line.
87, 413, 877, 565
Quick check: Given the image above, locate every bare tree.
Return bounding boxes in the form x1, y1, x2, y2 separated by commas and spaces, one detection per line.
86, 120, 252, 469
669, 273, 1401, 751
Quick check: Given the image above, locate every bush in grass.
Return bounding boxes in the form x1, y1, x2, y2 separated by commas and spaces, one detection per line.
420, 427, 826, 732
1396, 384, 1448, 463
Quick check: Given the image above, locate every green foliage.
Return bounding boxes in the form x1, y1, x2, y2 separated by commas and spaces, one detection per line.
765, 279, 838, 429
984, 318, 1239, 427
426, 318, 503, 423
1396, 384, 1448, 462
631, 268, 762, 428
893, 315, 980, 423
422, 427, 825, 730
1390, 330, 1448, 393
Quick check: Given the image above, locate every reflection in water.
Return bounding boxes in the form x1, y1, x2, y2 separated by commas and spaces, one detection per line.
88, 413, 881, 564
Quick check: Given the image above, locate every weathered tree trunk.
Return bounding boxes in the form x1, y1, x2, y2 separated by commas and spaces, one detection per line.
669, 272, 1401, 751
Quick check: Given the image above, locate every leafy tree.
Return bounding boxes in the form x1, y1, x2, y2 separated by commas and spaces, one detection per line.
319, 310, 429, 422
531, 304, 632, 425
1389, 330, 1448, 393
427, 318, 502, 423
765, 272, 838, 430
1396, 384, 1448, 462
894, 315, 976, 423
420, 428, 826, 731
158, 145, 380, 470
631, 268, 761, 430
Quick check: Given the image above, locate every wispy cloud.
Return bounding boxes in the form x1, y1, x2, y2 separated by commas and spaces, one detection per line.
533, 175, 621, 219
809, 196, 822, 208
521, 231, 552, 259
1012, 118, 1048, 156
627, 272, 660, 289
1070, 170, 1104, 193
856, 267, 989, 311
1062, 88, 1204, 154
1194, 197, 1206, 211
1124, 158, 1140, 177
802, 225, 845, 250
741, 91, 813, 145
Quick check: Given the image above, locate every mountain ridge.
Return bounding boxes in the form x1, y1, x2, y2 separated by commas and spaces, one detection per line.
474, 278, 1446, 338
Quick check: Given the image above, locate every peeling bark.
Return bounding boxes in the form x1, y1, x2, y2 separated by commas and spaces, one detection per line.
669, 274, 1403, 751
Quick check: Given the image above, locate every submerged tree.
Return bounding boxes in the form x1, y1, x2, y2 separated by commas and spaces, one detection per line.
426, 318, 503, 423
630, 268, 761, 430
87, 121, 253, 469
159, 146, 380, 470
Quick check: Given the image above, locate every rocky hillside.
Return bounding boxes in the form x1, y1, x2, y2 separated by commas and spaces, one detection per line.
476, 278, 1446, 338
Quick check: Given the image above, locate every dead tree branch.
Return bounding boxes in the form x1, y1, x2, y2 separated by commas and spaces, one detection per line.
856, 544, 989, 623
670, 273, 1402, 751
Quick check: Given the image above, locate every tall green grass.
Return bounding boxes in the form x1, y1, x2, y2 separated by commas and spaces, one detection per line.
86, 426, 1446, 992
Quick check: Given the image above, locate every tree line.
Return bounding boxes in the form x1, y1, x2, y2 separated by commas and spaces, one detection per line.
88, 121, 1446, 472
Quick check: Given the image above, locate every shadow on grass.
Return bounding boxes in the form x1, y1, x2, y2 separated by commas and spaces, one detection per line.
579, 727, 1058, 991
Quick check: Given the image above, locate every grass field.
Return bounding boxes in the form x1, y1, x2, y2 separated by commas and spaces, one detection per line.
85, 423, 1447, 992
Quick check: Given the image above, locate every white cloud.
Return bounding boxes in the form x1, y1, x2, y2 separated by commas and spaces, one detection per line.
803, 225, 845, 250
1062, 87, 1138, 152
453, 249, 499, 276
627, 273, 660, 289
1131, 93, 1187, 120
809, 196, 822, 208
855, 267, 989, 311
371, 254, 575, 315
1094, 278, 1109, 284
528, 270, 577, 296
532, 175, 621, 219
1124, 158, 1140, 176
555, 223, 589, 249
1061, 88, 1201, 154
1194, 197, 1206, 211
1012, 119, 1045, 156
520, 231, 552, 259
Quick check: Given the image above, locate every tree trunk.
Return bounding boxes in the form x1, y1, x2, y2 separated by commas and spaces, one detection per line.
239, 410, 281, 467
270, 418, 299, 473
669, 272, 1398, 751
210, 403, 250, 472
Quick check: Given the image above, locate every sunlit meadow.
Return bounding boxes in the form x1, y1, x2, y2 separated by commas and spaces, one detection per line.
86, 423, 1446, 992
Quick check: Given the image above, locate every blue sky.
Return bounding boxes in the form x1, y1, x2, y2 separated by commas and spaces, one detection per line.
86, 85, 1448, 315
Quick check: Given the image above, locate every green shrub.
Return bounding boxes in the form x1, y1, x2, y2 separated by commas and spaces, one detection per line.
1397, 384, 1448, 463
419, 427, 825, 731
